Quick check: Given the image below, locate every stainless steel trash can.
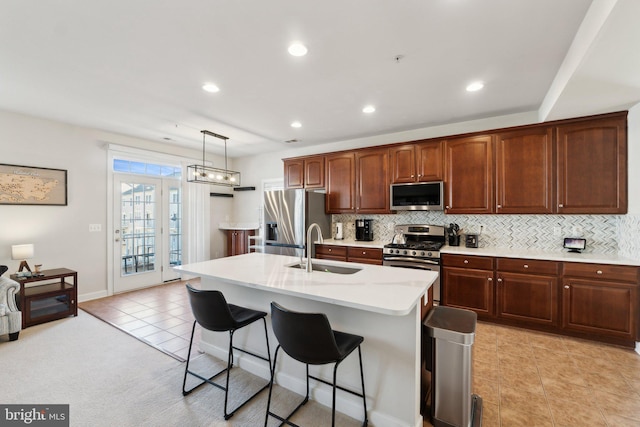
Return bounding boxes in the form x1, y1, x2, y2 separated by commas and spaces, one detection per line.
425, 306, 482, 427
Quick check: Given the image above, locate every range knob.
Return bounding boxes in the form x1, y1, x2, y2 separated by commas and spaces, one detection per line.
395, 249, 400, 254
421, 251, 426, 256
402, 250, 408, 255
412, 251, 417, 256
427, 252, 432, 257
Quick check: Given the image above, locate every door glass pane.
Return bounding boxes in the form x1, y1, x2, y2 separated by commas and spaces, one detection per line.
121, 182, 156, 276
168, 186, 182, 267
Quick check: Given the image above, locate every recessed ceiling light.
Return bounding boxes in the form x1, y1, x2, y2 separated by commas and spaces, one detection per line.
362, 105, 376, 114
291, 121, 302, 128
466, 81, 484, 92
202, 83, 220, 93
288, 43, 308, 57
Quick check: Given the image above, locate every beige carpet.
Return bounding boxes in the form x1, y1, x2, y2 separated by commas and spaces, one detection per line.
0, 312, 366, 426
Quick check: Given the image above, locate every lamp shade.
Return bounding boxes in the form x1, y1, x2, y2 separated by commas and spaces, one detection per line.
12, 244, 34, 260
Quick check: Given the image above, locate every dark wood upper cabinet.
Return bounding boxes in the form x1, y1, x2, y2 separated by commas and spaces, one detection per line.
325, 148, 390, 214
284, 156, 325, 189
495, 127, 554, 214
390, 140, 443, 183
444, 135, 494, 214
325, 152, 356, 213
285, 111, 627, 215
556, 113, 627, 214
356, 147, 390, 213
304, 156, 325, 189
389, 144, 416, 183
283, 159, 304, 189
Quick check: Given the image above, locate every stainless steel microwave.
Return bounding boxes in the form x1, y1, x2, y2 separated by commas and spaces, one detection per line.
390, 181, 444, 211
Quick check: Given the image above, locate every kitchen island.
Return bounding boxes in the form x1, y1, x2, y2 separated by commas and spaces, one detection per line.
175, 252, 437, 427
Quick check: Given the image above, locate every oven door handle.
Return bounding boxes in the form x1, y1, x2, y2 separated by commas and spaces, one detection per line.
383, 257, 440, 266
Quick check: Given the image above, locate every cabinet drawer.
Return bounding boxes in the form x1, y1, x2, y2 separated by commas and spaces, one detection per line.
497, 258, 560, 275
347, 247, 383, 262
315, 244, 347, 258
563, 263, 639, 283
442, 254, 494, 270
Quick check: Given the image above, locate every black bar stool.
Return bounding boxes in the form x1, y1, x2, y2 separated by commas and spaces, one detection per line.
265, 302, 368, 427
182, 284, 272, 420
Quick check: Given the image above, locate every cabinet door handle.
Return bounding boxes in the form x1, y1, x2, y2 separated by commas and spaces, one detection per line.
564, 285, 570, 289
558, 204, 564, 208
464, 260, 469, 264
417, 174, 422, 177
497, 278, 503, 283
445, 205, 450, 209
362, 251, 366, 255
328, 248, 332, 252
523, 264, 529, 269
596, 270, 603, 275
497, 204, 502, 208
487, 277, 493, 282
411, 174, 415, 178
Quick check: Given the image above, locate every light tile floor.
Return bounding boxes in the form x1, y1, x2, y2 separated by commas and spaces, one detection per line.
81, 281, 640, 426
470, 322, 640, 427
79, 279, 202, 361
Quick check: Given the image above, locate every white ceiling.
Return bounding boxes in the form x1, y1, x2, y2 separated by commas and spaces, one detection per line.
1, 0, 638, 157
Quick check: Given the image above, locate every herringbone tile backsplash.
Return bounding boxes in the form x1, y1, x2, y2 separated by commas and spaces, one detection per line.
333, 212, 640, 259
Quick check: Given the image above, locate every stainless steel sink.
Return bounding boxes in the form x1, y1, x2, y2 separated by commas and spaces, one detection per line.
287, 262, 362, 275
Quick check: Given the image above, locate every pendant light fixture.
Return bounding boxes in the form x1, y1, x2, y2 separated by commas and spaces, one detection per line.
187, 130, 241, 186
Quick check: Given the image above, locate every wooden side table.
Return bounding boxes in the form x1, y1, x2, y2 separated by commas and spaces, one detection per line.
10, 268, 78, 328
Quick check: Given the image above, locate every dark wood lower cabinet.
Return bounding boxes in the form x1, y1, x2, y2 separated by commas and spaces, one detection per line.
442, 267, 494, 317
496, 272, 557, 326
562, 278, 637, 341
315, 244, 347, 261
346, 247, 383, 265
315, 244, 383, 265
225, 229, 254, 256
441, 254, 640, 347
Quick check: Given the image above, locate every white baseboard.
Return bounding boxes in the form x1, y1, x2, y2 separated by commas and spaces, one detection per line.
198, 341, 414, 427
78, 290, 109, 303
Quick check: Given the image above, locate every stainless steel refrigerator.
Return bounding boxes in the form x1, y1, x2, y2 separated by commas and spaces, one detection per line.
263, 189, 331, 257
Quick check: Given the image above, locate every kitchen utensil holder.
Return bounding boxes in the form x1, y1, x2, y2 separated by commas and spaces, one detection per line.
449, 235, 460, 246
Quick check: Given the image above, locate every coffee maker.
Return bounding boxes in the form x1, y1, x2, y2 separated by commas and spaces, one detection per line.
355, 219, 374, 241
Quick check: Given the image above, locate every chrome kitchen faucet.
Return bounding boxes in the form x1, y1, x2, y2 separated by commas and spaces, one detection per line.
306, 223, 324, 272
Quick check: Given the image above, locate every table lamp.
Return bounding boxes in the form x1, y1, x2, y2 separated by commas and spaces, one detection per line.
12, 244, 34, 273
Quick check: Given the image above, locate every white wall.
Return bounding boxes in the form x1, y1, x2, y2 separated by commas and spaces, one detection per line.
0, 109, 233, 299
628, 103, 640, 214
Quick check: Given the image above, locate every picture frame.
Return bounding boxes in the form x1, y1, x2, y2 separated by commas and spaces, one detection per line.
0, 163, 67, 206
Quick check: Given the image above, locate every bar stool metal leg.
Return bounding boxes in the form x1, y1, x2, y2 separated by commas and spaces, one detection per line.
183, 318, 272, 420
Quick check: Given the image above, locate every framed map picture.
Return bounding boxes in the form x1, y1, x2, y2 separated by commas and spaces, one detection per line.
0, 164, 67, 206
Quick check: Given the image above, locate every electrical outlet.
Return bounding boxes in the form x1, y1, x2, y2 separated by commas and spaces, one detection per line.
89, 224, 102, 232
553, 227, 561, 236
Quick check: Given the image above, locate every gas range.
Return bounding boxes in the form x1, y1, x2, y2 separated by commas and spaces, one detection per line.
383, 224, 445, 303
383, 241, 445, 259
383, 224, 446, 260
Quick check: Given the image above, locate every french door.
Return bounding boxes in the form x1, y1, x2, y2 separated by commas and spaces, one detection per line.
113, 174, 182, 293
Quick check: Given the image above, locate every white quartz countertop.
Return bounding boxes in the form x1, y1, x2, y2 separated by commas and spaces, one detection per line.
218, 222, 260, 230
319, 238, 387, 249
317, 239, 638, 266
174, 252, 435, 316
440, 245, 640, 266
